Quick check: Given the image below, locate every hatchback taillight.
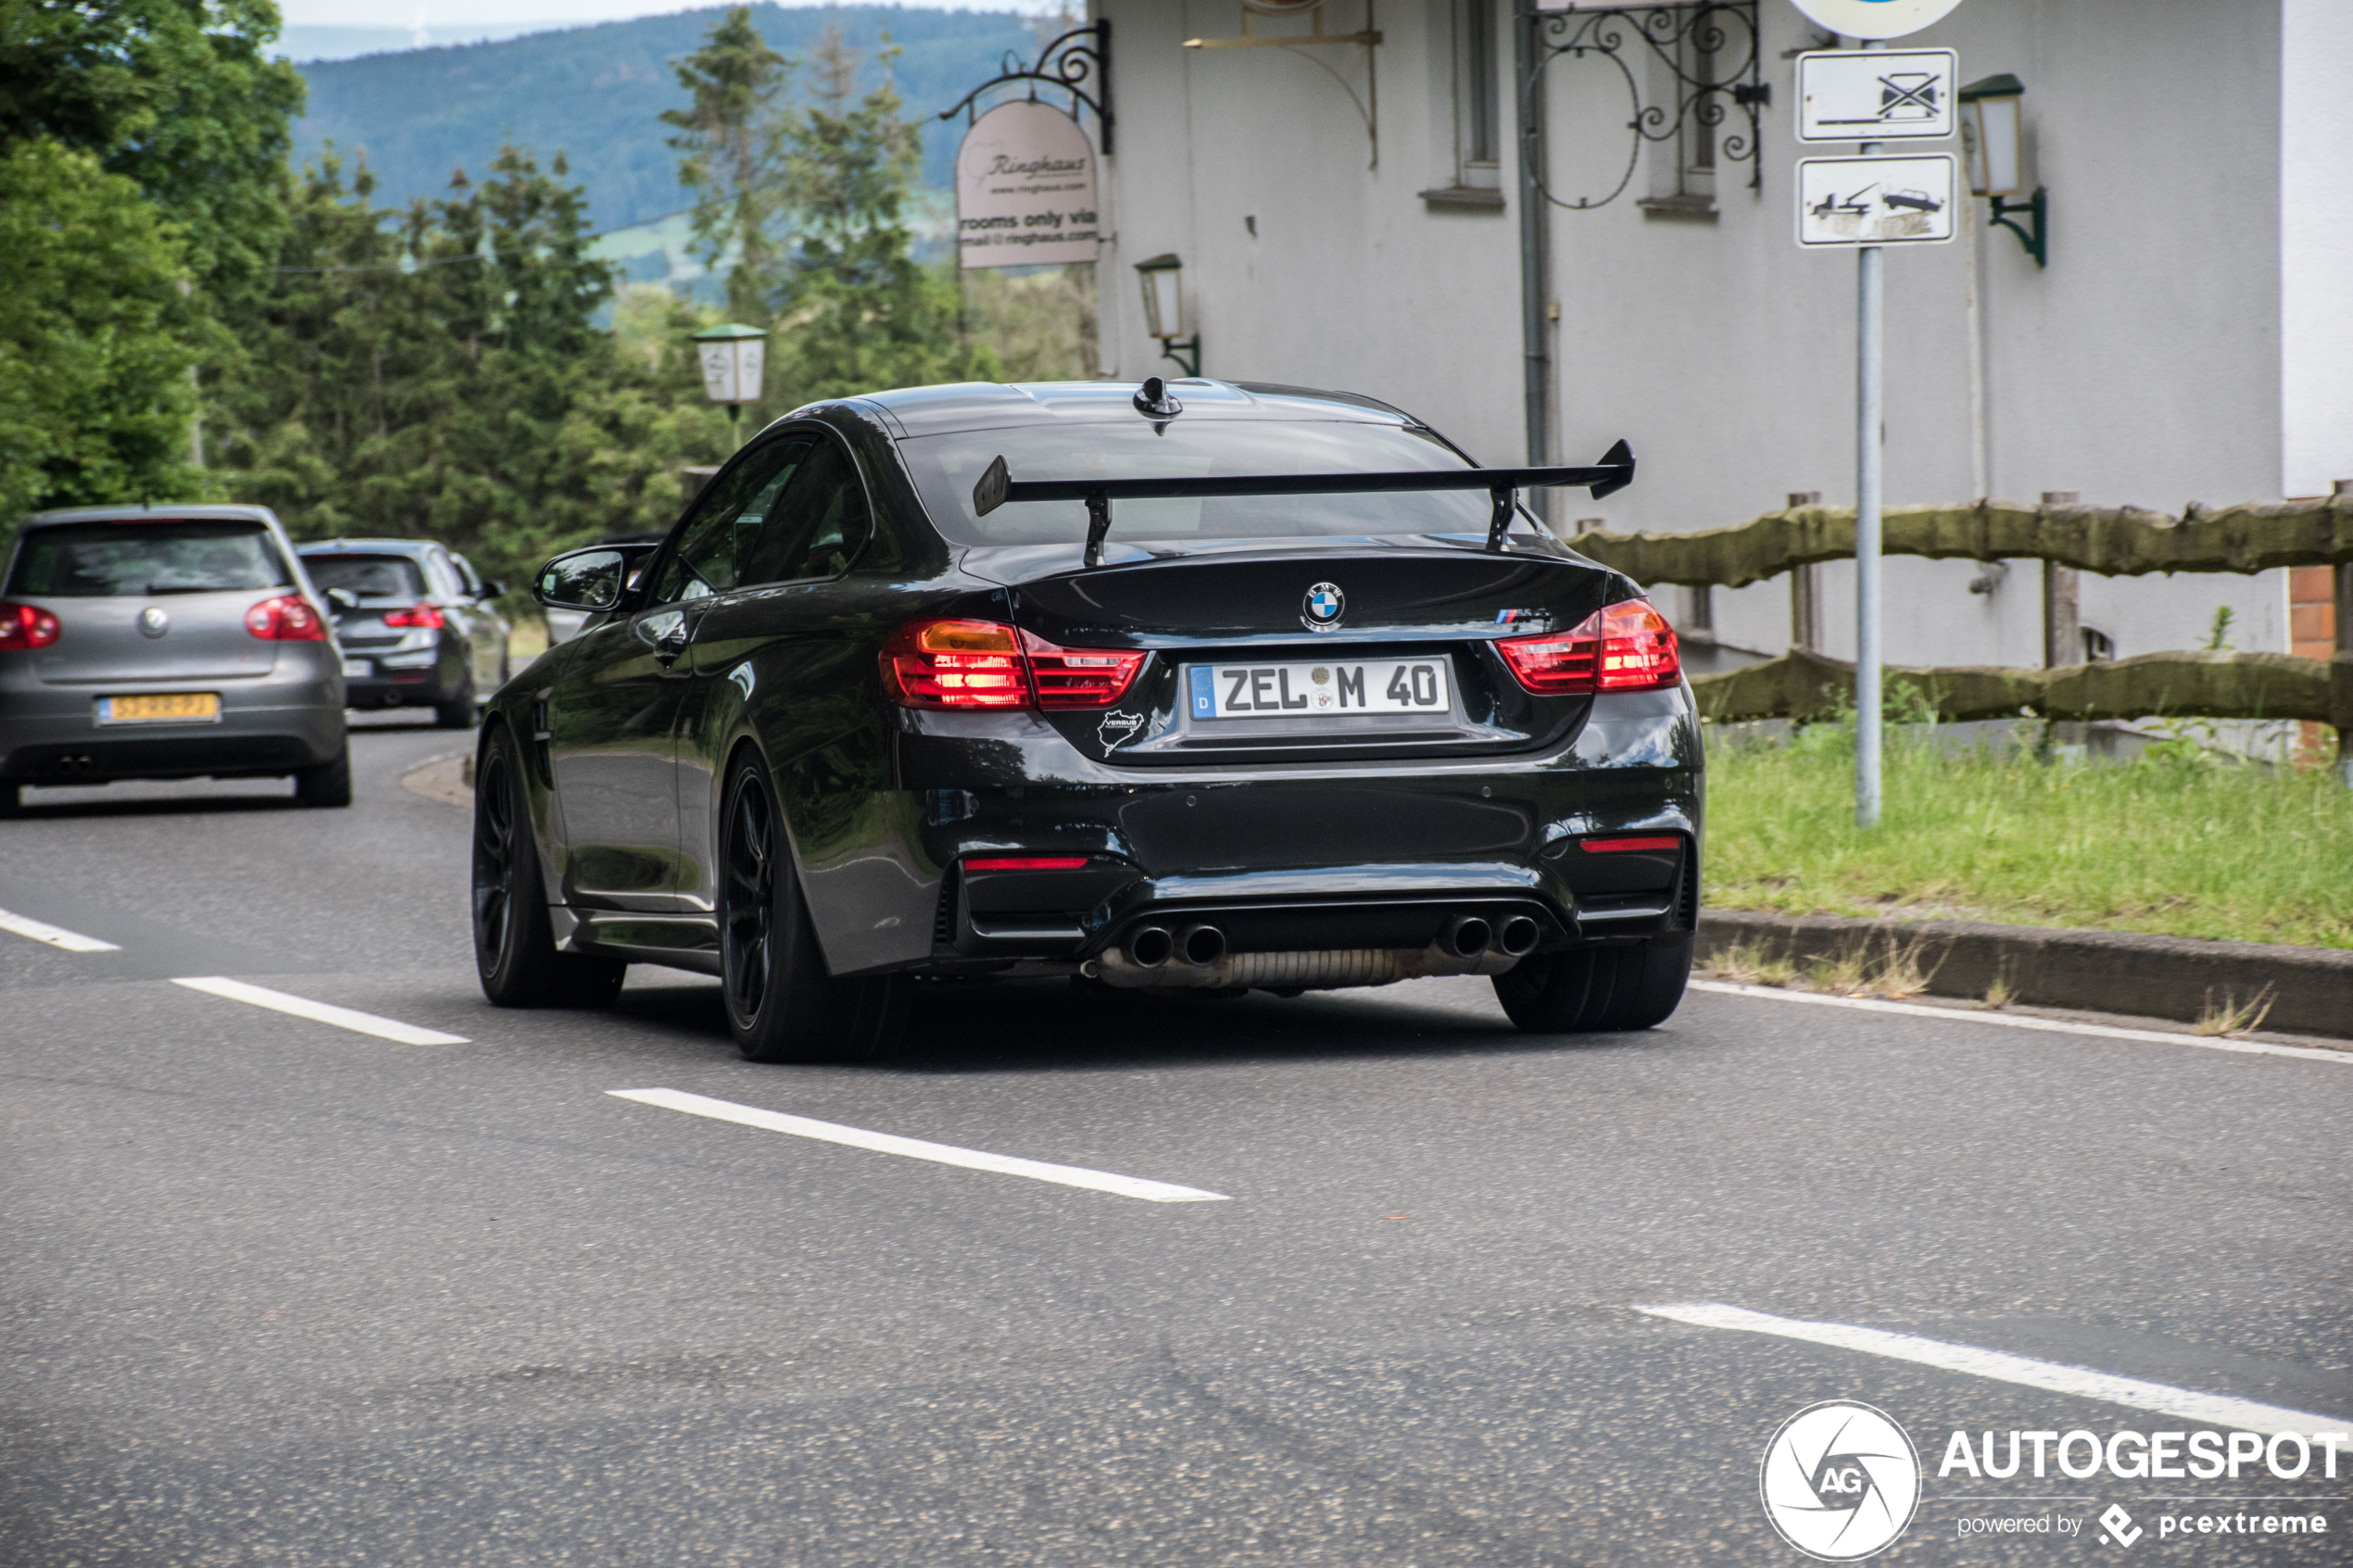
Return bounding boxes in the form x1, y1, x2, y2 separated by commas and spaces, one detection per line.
1498, 600, 1680, 695
0, 601, 61, 651
881, 619, 1145, 711
245, 595, 329, 642
382, 602, 446, 630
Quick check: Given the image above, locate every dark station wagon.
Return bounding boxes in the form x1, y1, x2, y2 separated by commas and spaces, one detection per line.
472, 380, 1703, 1061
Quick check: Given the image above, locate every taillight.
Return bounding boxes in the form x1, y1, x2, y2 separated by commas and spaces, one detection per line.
0, 601, 61, 651
963, 857, 1090, 872
882, 619, 1031, 709
382, 602, 446, 630
1498, 599, 1680, 695
1024, 633, 1145, 709
245, 594, 329, 642
881, 619, 1145, 711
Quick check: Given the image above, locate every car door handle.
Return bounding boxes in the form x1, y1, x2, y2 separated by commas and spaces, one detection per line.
652, 623, 690, 666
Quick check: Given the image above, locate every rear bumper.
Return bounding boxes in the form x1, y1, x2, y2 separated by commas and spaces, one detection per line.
887, 686, 1703, 978
0, 666, 346, 783
338, 639, 465, 708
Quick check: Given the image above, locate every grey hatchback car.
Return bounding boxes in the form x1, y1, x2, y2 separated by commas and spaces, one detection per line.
0, 505, 350, 812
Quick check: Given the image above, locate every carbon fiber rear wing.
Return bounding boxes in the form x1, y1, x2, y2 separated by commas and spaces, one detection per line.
971, 440, 1636, 566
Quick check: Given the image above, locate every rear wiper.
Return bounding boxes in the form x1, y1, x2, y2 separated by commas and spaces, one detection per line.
970, 441, 1636, 566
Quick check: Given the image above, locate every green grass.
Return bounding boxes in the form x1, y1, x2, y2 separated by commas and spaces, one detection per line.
1704, 723, 2353, 950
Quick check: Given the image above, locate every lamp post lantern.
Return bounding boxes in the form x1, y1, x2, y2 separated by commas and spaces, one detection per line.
1959, 74, 2046, 266
1133, 254, 1201, 378
692, 322, 769, 446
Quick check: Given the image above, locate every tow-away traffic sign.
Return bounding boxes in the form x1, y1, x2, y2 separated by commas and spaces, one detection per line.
1795, 155, 1957, 246
1797, 49, 1957, 142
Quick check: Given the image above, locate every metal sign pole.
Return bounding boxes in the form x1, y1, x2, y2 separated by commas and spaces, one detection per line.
1855, 37, 1885, 831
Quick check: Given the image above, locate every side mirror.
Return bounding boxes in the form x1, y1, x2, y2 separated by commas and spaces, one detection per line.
325, 587, 359, 614
535, 548, 629, 612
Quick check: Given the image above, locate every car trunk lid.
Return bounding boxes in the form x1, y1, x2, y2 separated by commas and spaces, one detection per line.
996, 543, 1627, 766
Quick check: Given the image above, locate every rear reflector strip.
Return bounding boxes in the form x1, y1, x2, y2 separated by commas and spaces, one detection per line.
963, 856, 1090, 872
1581, 835, 1681, 854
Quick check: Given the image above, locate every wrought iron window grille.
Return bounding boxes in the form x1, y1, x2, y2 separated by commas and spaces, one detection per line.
1524, 1, 1766, 213
938, 19, 1114, 154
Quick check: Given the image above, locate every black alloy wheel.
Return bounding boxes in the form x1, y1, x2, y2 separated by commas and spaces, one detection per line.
472, 725, 625, 1008
718, 754, 909, 1064
1492, 935, 1692, 1034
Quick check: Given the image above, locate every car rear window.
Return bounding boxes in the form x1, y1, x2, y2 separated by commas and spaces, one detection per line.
301, 553, 428, 600
6, 521, 289, 597
897, 420, 1500, 546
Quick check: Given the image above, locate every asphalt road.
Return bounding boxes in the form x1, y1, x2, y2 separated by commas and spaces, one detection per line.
4, 721, 2349, 1566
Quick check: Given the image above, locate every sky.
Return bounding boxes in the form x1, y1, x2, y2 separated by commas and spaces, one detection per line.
281, 0, 1066, 26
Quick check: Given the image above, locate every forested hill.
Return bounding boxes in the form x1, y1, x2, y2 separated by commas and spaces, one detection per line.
292, 6, 1039, 236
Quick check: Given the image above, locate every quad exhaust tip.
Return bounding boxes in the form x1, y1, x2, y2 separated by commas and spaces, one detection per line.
1177, 923, 1227, 967
1498, 915, 1541, 957
1126, 926, 1174, 969
1441, 915, 1492, 960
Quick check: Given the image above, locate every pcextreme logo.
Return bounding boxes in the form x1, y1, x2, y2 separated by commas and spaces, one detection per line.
1760, 1401, 1923, 1561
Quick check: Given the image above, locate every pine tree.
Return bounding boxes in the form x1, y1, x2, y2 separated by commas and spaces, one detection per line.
661, 6, 792, 325
769, 25, 996, 404
221, 145, 728, 584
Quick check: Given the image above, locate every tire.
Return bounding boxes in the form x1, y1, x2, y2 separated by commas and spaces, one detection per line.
0, 782, 21, 816
1493, 935, 1692, 1034
434, 678, 477, 730
473, 726, 626, 1008
293, 742, 353, 808
718, 754, 908, 1064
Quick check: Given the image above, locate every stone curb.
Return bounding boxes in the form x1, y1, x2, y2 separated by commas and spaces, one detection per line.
1696, 910, 2353, 1041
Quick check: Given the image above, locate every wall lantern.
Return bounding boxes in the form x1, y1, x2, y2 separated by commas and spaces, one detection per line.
692, 321, 769, 445
1958, 74, 2047, 268
1133, 253, 1202, 378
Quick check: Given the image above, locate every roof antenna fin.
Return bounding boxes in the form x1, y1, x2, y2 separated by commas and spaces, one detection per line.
1132, 377, 1182, 419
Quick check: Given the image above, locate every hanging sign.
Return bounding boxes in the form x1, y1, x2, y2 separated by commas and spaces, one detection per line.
1796, 48, 1957, 141
1795, 155, 1958, 246
1785, 0, 1964, 42
954, 100, 1101, 270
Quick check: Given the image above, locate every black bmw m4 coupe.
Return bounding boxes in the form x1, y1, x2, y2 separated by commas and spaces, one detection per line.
472, 378, 1703, 1061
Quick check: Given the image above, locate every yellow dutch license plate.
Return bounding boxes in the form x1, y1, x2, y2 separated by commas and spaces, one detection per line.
98, 692, 222, 724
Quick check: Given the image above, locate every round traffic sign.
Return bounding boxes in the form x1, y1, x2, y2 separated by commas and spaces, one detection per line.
1786, 0, 1964, 41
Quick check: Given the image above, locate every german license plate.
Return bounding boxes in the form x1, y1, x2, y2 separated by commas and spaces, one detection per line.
97, 692, 220, 724
1187, 659, 1452, 720
342, 658, 371, 678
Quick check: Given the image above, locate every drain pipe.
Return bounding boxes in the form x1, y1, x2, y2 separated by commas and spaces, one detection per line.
1514, 0, 1551, 483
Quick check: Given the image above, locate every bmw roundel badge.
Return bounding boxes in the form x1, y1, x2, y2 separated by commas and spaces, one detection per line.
1302, 582, 1345, 631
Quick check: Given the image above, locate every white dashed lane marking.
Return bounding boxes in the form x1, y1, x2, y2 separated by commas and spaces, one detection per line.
610, 1087, 1231, 1203
1640, 1302, 2353, 1437
0, 908, 121, 953
172, 976, 469, 1046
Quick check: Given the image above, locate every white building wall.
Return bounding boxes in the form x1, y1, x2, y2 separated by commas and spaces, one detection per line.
2282, 0, 2353, 499
1096, 0, 2296, 666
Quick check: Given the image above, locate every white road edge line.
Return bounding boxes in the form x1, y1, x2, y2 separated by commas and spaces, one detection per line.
171, 976, 468, 1046
0, 908, 120, 953
1637, 1302, 2352, 1436
609, 1087, 1230, 1204
1689, 979, 2350, 1064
